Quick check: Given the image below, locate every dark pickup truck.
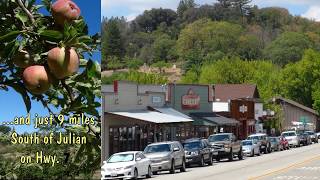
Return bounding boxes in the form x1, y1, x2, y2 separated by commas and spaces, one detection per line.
208, 133, 243, 162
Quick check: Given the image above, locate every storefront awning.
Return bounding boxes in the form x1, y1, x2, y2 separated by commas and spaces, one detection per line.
109, 110, 193, 124
192, 118, 217, 126
150, 107, 191, 119
203, 116, 240, 126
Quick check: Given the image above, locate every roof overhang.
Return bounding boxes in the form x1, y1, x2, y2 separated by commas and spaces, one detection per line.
108, 110, 193, 124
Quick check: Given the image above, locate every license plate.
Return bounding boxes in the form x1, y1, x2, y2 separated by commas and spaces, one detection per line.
111, 173, 117, 177
213, 152, 218, 155
186, 159, 192, 162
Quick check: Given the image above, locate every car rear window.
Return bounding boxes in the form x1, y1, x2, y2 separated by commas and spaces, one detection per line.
247, 136, 260, 141
208, 134, 230, 142
183, 141, 201, 151
242, 141, 252, 146
282, 132, 296, 137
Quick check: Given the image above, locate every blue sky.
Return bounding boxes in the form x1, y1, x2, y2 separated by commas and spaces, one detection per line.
0, 0, 101, 133
101, 0, 320, 21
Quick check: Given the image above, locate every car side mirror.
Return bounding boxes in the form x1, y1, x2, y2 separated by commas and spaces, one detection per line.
103, 161, 107, 164
136, 157, 142, 161
173, 147, 180, 152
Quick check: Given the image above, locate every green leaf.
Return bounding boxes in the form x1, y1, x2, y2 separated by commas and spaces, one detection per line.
77, 35, 92, 43
86, 60, 101, 78
15, 12, 28, 24
77, 82, 92, 88
0, 31, 20, 43
39, 30, 63, 42
80, 58, 88, 66
9, 83, 31, 113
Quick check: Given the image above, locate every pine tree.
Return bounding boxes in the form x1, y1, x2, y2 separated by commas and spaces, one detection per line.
102, 17, 125, 70
177, 0, 196, 17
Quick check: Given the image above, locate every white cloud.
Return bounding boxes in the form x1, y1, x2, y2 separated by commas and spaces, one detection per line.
302, 6, 320, 21
101, 0, 214, 20
101, 0, 180, 20
101, 0, 320, 22
127, 13, 139, 22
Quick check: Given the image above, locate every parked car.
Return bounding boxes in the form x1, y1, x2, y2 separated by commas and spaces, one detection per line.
316, 132, 320, 139
298, 132, 311, 146
305, 131, 318, 143
101, 151, 152, 180
279, 136, 290, 150
143, 141, 186, 174
281, 131, 300, 147
208, 133, 243, 162
268, 137, 283, 151
183, 138, 213, 167
247, 133, 271, 154
241, 140, 260, 157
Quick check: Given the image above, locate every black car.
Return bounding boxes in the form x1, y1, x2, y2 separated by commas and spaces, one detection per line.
183, 138, 213, 167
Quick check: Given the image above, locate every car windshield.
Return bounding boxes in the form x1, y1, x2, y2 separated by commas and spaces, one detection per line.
247, 136, 260, 141
183, 141, 201, 150
306, 131, 314, 135
144, 144, 171, 153
208, 134, 230, 142
242, 141, 252, 146
282, 132, 296, 137
107, 153, 134, 163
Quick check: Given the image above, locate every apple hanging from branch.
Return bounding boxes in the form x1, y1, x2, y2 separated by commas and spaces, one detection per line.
22, 65, 53, 95
47, 47, 80, 79
51, 0, 81, 27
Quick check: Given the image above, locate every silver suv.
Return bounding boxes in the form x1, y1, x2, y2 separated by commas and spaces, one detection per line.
143, 141, 186, 175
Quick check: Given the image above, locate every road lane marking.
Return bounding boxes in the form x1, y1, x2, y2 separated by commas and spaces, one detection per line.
297, 166, 320, 171
248, 155, 320, 180
273, 176, 320, 180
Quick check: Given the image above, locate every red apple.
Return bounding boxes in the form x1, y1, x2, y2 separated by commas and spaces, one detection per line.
23, 65, 52, 94
47, 47, 79, 79
51, 0, 81, 27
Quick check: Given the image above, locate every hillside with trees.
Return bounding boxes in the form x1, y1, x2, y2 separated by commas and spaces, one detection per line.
101, 0, 320, 115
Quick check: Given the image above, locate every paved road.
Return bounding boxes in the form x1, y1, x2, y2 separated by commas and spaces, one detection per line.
151, 142, 320, 180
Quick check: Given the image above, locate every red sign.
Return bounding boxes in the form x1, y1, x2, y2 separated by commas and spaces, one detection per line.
182, 89, 200, 109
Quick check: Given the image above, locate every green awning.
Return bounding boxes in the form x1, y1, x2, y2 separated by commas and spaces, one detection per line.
192, 118, 217, 126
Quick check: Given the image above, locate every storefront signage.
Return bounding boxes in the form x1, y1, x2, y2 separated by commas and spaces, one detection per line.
239, 105, 248, 113
182, 89, 200, 109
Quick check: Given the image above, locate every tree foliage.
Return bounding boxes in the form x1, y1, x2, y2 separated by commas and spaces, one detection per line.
280, 50, 320, 108
198, 58, 281, 101
263, 32, 311, 66
132, 8, 177, 33
102, 71, 168, 85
